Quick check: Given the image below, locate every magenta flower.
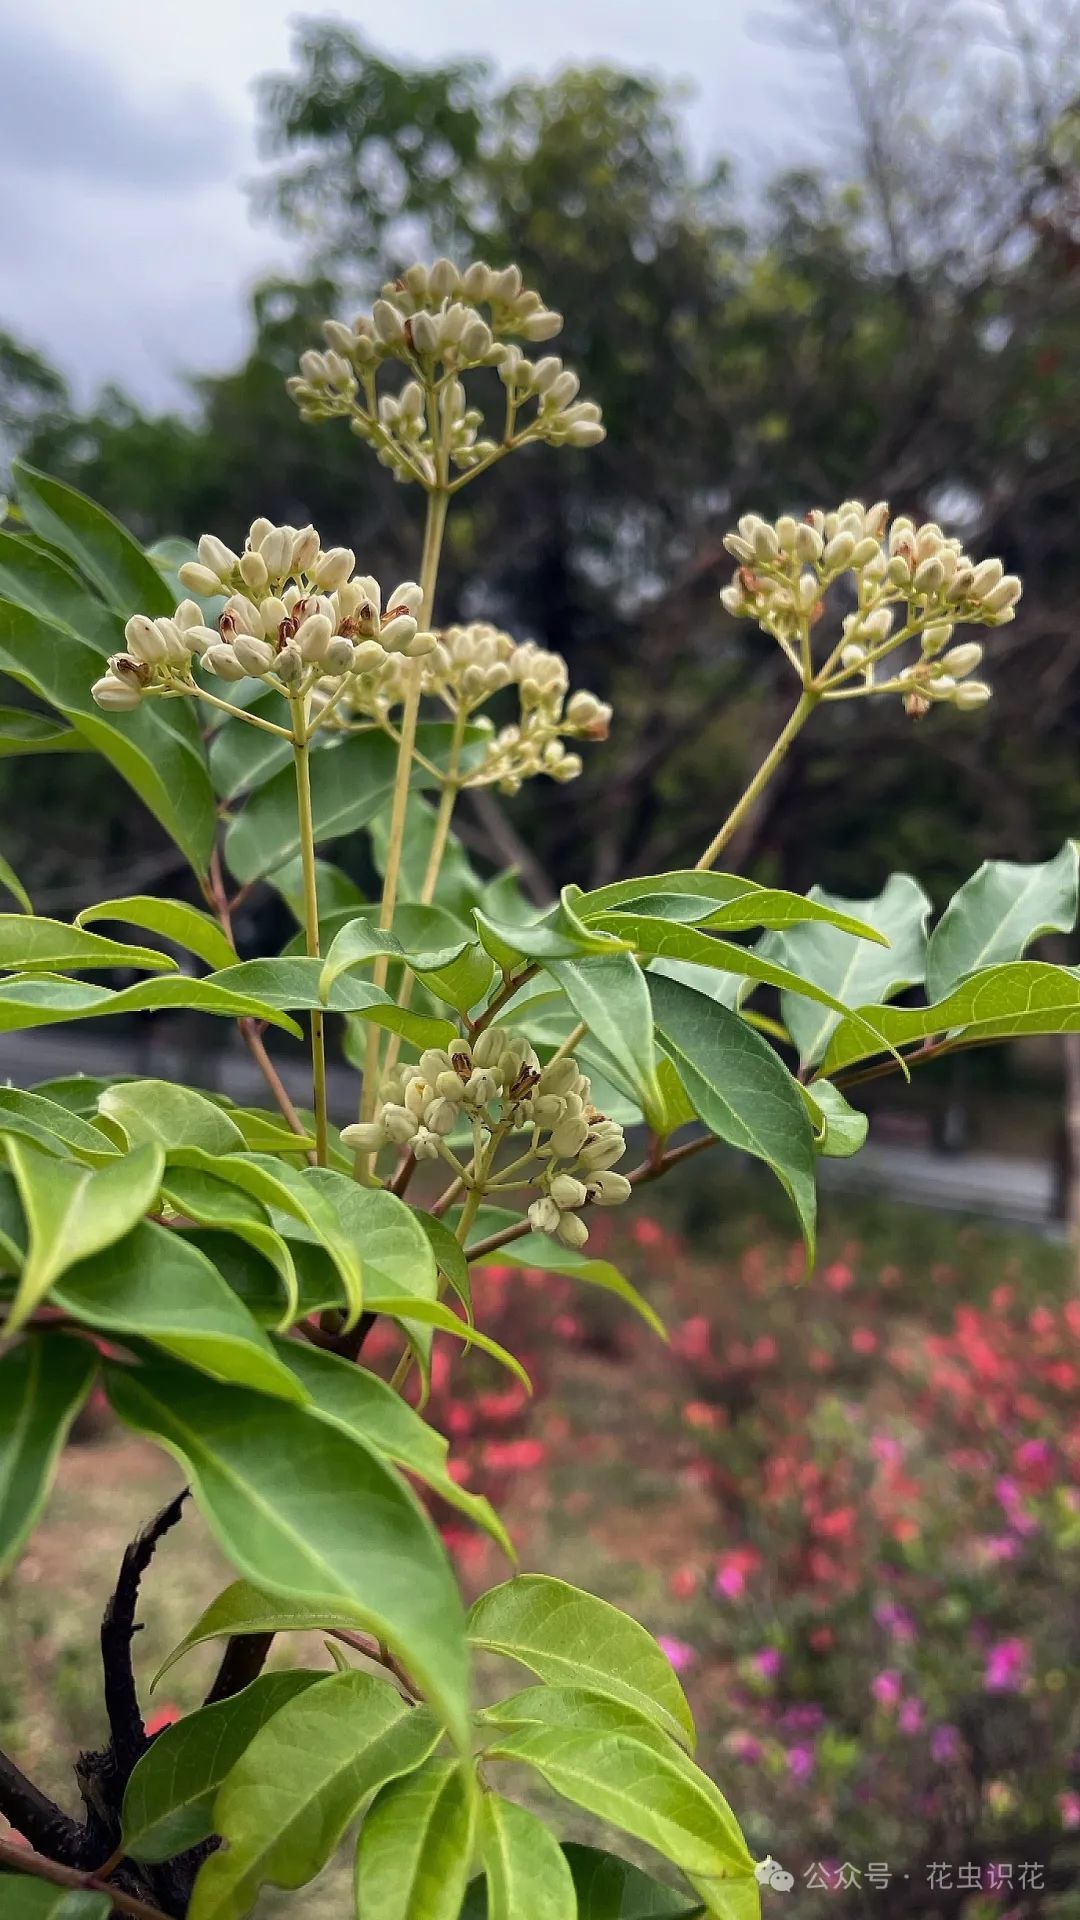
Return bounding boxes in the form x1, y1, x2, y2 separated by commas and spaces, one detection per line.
1057, 1791, 1080, 1830
930, 1724, 961, 1763
753, 1648, 782, 1682
871, 1668, 902, 1709
984, 1637, 1028, 1692
898, 1697, 923, 1734
786, 1744, 815, 1781
657, 1635, 696, 1673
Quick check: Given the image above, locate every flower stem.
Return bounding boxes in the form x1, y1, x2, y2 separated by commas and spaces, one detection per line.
290, 696, 329, 1166
695, 690, 818, 872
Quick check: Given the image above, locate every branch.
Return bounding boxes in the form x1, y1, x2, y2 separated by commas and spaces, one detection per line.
101, 1492, 188, 1778
0, 1753, 84, 1865
203, 1633, 276, 1707
237, 1018, 316, 1162
461, 1134, 721, 1264
0, 1835, 168, 1920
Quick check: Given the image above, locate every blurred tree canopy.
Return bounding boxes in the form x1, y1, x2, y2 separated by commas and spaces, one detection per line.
7, 0, 1080, 909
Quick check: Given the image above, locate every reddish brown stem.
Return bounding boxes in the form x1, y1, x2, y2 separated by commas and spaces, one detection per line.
0, 1836, 167, 1920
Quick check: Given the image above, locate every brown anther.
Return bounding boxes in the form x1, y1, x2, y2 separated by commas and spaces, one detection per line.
218, 611, 237, 638
338, 616, 359, 638
737, 567, 764, 596
111, 654, 150, 685
510, 1066, 541, 1100
449, 1047, 472, 1082
276, 618, 297, 651
809, 600, 826, 627
904, 692, 931, 719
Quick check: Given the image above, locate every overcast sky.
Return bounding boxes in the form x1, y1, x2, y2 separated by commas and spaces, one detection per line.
0, 0, 824, 410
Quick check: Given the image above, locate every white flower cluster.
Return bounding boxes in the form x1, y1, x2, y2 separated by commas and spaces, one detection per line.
286, 260, 604, 485
318, 621, 612, 793
720, 499, 1022, 715
341, 1028, 629, 1248
91, 520, 436, 712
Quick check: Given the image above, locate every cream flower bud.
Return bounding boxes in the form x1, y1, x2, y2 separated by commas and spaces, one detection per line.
294, 613, 333, 662
472, 1028, 504, 1069
372, 299, 406, 343
840, 642, 866, 668
434, 1070, 467, 1103
412, 1128, 441, 1162
387, 582, 424, 616
550, 1174, 588, 1211
92, 673, 143, 711
380, 613, 418, 652
425, 1097, 459, 1135
587, 1171, 632, 1206
198, 534, 239, 578
407, 629, 438, 657
222, 595, 262, 638
233, 635, 276, 676
461, 261, 493, 300
174, 600, 204, 633
339, 1121, 387, 1153
259, 596, 289, 639
794, 524, 824, 563
409, 311, 439, 356
291, 526, 321, 573
460, 317, 493, 358
850, 536, 881, 568
528, 1197, 561, 1236
418, 1049, 453, 1083
383, 1104, 420, 1143
322, 636, 355, 675
549, 1116, 591, 1159
954, 680, 991, 709
522, 309, 562, 341
752, 523, 779, 561
312, 548, 354, 592
823, 532, 856, 571
202, 644, 247, 681
178, 562, 223, 596
428, 257, 459, 299
920, 622, 953, 656
248, 517, 275, 549
970, 558, 1004, 596
464, 1068, 500, 1105
982, 575, 1021, 613
555, 1211, 590, 1249
180, 625, 216, 656
942, 641, 983, 678
913, 557, 945, 594
579, 1126, 626, 1171
124, 615, 167, 665
276, 644, 304, 685
351, 639, 387, 674
239, 549, 269, 592
258, 528, 293, 577
323, 320, 358, 356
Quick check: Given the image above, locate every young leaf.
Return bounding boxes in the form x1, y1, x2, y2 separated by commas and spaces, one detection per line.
0, 1334, 96, 1575
12, 460, 175, 617
270, 1339, 512, 1555
188, 1671, 440, 1920
98, 1082, 246, 1155
925, 841, 1080, 1001
0, 974, 303, 1039
75, 896, 238, 972
206, 957, 457, 1048
468, 1574, 695, 1751
318, 916, 468, 1002
160, 1165, 299, 1329
122, 1671, 324, 1861
562, 1843, 706, 1918
549, 953, 663, 1122
153, 1580, 369, 1689
474, 1794, 577, 1920
0, 915, 176, 975
768, 873, 931, 1068
3, 1138, 164, 1333
354, 1757, 477, 1920
0, 1086, 119, 1163
0, 850, 32, 913
798, 1079, 868, 1158
106, 1356, 471, 1747
579, 871, 886, 941
647, 973, 817, 1258
468, 1207, 664, 1338
53, 1223, 305, 1400
474, 886, 631, 970
822, 958, 1080, 1076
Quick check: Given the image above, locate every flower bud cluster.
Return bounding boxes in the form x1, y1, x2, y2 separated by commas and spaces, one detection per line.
91, 520, 437, 713
719, 499, 1020, 715
325, 622, 611, 793
286, 260, 604, 485
341, 1027, 629, 1247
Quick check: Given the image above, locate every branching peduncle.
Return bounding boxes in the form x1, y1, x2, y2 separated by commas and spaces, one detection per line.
289, 694, 330, 1166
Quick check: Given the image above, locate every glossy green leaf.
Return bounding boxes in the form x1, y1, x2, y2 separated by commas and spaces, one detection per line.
319, 916, 468, 1003
153, 1580, 369, 1689
122, 1671, 324, 1861
354, 1757, 476, 1920
0, 598, 214, 876
189, 1670, 440, 1920
0, 706, 89, 758
648, 973, 817, 1257
0, 915, 175, 976
366, 1296, 530, 1393
243, 1159, 365, 1327
206, 957, 457, 1048
54, 1223, 304, 1399
12, 460, 175, 616
0, 526, 117, 643
0, 851, 31, 914
161, 1165, 299, 1329
799, 1079, 868, 1158
0, 1167, 25, 1269
106, 1356, 470, 1746
926, 841, 1080, 1000
99, 1082, 246, 1155
0, 973, 302, 1038
769, 873, 931, 1068
0, 1886, 110, 1920
3, 1138, 164, 1332
482, 1721, 752, 1885
580, 871, 886, 941
468, 1575, 695, 1750
209, 693, 297, 799
415, 1211, 472, 1316
577, 872, 755, 918
548, 953, 662, 1120
474, 1794, 577, 1920
479, 1685, 673, 1751
474, 886, 631, 970
563, 1844, 706, 1918
0, 1334, 96, 1575
822, 958, 1080, 1075
75, 896, 238, 972
469, 1208, 664, 1337
0, 1086, 117, 1163
271, 1339, 511, 1555
371, 792, 486, 921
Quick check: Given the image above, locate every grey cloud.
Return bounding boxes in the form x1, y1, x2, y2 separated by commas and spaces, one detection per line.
0, 16, 237, 189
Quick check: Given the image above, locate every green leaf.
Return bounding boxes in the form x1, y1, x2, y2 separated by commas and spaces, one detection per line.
0, 526, 117, 643
270, 1339, 512, 1555
106, 1356, 471, 1747
0, 598, 214, 877
372, 791, 486, 921
769, 873, 931, 1068
0, 1086, 118, 1162
206, 957, 457, 1048
0, 1886, 110, 1920
243, 1159, 365, 1327
319, 916, 468, 1003
0, 1334, 97, 1575
3, 1138, 164, 1333
189, 1671, 440, 1920
354, 1757, 477, 1920
822, 958, 1080, 1075
474, 886, 632, 970
160, 1165, 299, 1329
99, 1082, 246, 1155
926, 841, 1080, 1000
798, 1079, 868, 1158
0, 973, 303, 1039
469, 1207, 664, 1337
153, 1580, 371, 1689
0, 705, 90, 758
482, 1719, 753, 1883
479, 1686, 672, 1750
0, 851, 32, 913
468, 1574, 695, 1751
474, 1795, 577, 1920
12, 461, 175, 617
75, 896, 238, 972
579, 871, 886, 941
368, 1297, 532, 1391
563, 1843, 706, 1918
548, 953, 662, 1121
415, 1211, 472, 1316
54, 1224, 304, 1399
648, 973, 817, 1258
122, 1672, 324, 1861
0, 915, 175, 975
209, 693, 297, 799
